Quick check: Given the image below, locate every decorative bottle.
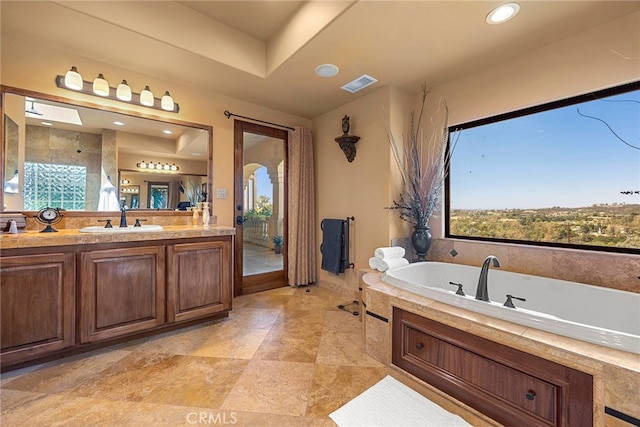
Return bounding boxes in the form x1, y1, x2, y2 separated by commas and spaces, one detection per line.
192, 205, 199, 226
202, 202, 210, 227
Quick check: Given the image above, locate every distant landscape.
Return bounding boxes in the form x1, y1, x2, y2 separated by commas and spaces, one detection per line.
450, 204, 640, 249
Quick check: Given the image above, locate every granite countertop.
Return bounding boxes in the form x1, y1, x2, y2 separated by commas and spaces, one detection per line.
0, 225, 236, 249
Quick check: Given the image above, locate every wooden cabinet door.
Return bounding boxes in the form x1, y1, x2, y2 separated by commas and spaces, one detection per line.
167, 239, 232, 323
1, 252, 75, 365
79, 246, 165, 343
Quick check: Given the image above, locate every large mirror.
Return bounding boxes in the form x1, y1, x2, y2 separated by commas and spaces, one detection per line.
1, 88, 212, 212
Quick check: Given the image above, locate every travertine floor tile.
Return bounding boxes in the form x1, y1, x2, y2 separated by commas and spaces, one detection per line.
221, 360, 315, 416
192, 326, 270, 359
253, 326, 323, 363
306, 364, 388, 418
316, 331, 385, 367
2, 349, 131, 394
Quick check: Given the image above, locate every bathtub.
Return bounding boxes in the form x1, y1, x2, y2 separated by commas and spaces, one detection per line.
382, 261, 640, 354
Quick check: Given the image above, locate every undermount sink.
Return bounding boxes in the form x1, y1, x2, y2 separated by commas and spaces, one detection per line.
79, 225, 164, 233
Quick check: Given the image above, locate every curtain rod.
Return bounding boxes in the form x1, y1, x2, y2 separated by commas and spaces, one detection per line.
224, 110, 295, 131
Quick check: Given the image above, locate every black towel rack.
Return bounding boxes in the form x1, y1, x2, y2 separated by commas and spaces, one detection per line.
343, 216, 355, 270
320, 216, 355, 273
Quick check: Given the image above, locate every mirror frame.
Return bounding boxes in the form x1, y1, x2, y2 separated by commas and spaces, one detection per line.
0, 85, 213, 214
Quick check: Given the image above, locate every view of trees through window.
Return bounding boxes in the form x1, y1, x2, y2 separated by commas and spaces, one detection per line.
447, 82, 639, 252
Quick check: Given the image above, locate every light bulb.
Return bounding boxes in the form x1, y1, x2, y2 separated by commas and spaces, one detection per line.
163, 163, 170, 171
116, 80, 132, 101
170, 164, 178, 171
138, 161, 147, 169
93, 73, 110, 96
140, 85, 154, 107
148, 161, 155, 169
161, 91, 174, 111
64, 66, 83, 90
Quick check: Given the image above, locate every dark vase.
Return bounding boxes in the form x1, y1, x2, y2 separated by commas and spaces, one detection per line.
411, 226, 432, 262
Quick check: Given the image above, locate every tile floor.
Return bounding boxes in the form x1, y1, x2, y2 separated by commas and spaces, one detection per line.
1, 286, 391, 426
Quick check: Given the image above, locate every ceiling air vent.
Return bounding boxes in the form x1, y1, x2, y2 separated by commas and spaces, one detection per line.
341, 74, 378, 93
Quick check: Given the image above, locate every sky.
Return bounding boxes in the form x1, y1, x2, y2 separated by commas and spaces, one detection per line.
449, 87, 640, 210
256, 166, 271, 199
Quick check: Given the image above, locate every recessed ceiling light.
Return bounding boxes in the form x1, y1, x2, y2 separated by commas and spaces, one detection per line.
113, 121, 125, 126
315, 64, 339, 78
163, 130, 173, 135
486, 3, 520, 24
341, 74, 378, 93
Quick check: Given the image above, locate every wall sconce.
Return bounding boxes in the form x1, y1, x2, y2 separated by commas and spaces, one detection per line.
120, 178, 130, 185
335, 115, 360, 162
56, 66, 180, 113
136, 161, 179, 172
4, 170, 19, 194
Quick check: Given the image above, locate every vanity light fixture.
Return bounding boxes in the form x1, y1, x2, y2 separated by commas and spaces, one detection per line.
56, 67, 180, 113
64, 66, 83, 90
92, 74, 110, 96
140, 86, 154, 107
136, 160, 179, 172
121, 178, 130, 185
161, 91, 174, 111
116, 80, 132, 101
486, 2, 520, 24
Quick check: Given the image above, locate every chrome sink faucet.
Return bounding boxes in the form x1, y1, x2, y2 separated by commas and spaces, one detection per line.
476, 255, 501, 302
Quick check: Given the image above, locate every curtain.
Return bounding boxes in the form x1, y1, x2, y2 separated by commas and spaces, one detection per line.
287, 126, 317, 286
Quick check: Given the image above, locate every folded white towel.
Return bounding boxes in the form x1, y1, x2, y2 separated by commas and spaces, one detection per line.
375, 246, 405, 260
379, 257, 409, 271
368, 257, 382, 270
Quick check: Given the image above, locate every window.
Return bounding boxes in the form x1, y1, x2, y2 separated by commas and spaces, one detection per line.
24, 162, 87, 210
447, 82, 640, 253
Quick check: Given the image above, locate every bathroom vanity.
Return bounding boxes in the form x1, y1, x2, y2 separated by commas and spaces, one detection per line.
0, 226, 234, 371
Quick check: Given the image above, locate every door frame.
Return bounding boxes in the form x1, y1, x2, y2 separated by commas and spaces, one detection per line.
233, 120, 288, 296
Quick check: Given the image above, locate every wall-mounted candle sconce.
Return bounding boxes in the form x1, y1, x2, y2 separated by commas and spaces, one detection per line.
56, 66, 180, 113
4, 170, 19, 194
136, 160, 179, 172
335, 115, 360, 162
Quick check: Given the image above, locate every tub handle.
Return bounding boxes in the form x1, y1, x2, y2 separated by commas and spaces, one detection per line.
416, 342, 424, 350
504, 294, 526, 308
449, 282, 465, 296
526, 390, 536, 401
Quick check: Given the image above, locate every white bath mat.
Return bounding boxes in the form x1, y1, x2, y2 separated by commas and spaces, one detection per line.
329, 375, 471, 427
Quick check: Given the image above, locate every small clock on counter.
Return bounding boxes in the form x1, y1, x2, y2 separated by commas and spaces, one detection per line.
34, 207, 64, 233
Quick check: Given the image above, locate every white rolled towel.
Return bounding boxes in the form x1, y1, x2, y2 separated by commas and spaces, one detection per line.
379, 257, 409, 271
375, 246, 405, 260
368, 257, 382, 270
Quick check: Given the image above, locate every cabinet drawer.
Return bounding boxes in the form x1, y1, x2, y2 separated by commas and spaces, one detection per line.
392, 307, 592, 427
406, 325, 557, 423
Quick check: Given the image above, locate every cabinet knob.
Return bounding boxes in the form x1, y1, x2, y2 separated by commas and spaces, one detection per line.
526, 390, 536, 401
416, 342, 424, 349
